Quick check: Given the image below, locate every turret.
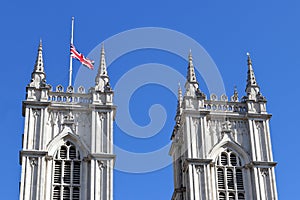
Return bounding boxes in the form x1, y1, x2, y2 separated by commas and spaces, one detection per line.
92, 44, 113, 105
184, 50, 205, 99
244, 53, 267, 113
26, 40, 50, 102
95, 44, 111, 92
244, 53, 266, 102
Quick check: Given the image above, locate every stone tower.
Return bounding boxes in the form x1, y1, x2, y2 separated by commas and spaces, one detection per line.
19, 41, 116, 200
170, 52, 278, 200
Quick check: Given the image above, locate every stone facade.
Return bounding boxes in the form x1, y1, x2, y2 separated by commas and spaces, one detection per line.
19, 41, 116, 200
170, 52, 278, 200
19, 41, 278, 200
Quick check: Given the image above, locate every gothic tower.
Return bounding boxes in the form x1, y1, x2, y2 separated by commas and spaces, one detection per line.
170, 52, 278, 200
19, 41, 116, 200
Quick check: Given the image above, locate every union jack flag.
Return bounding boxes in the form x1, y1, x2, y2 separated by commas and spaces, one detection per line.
70, 44, 94, 70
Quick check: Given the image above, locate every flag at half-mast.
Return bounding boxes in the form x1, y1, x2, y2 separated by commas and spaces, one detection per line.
70, 44, 94, 70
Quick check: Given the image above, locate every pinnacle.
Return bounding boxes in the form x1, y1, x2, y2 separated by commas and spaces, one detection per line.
34, 39, 44, 73
246, 52, 257, 87
187, 50, 198, 83
232, 85, 239, 102
178, 82, 183, 101
95, 43, 110, 92
98, 43, 107, 77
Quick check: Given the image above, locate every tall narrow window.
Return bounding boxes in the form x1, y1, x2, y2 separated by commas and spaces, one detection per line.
216, 149, 245, 200
52, 141, 81, 200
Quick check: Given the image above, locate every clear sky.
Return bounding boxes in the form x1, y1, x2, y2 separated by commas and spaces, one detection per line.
0, 0, 299, 199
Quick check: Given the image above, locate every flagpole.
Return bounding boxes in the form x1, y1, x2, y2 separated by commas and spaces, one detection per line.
69, 17, 74, 87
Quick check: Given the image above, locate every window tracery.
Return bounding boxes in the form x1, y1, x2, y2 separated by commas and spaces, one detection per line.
52, 141, 81, 200
216, 149, 245, 200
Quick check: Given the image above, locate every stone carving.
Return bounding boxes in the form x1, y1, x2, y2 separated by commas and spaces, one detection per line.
221, 120, 232, 132
29, 157, 38, 167
260, 168, 269, 177
78, 86, 85, 93
98, 160, 106, 169
56, 84, 64, 92
66, 85, 74, 93
33, 109, 40, 118
210, 94, 217, 101
220, 94, 228, 101
196, 165, 204, 173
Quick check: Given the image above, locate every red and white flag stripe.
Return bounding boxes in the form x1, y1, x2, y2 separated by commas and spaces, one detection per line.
70, 44, 94, 70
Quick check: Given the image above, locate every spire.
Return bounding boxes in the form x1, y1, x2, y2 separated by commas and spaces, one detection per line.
244, 52, 265, 101
184, 50, 202, 98
95, 44, 110, 92
98, 43, 108, 77
187, 50, 198, 84
246, 52, 258, 88
28, 40, 47, 88
34, 39, 45, 73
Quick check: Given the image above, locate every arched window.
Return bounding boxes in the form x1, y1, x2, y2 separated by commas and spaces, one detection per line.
52, 141, 81, 200
216, 149, 245, 200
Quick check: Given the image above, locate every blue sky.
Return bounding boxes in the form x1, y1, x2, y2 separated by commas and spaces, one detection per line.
0, 0, 299, 199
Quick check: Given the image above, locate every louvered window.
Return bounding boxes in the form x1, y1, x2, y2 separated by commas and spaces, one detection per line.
52, 141, 81, 200
219, 192, 226, 200
216, 149, 245, 200
229, 193, 235, 200
53, 186, 60, 200
217, 168, 225, 189
236, 169, 244, 190
227, 169, 234, 189
230, 154, 237, 166
221, 153, 228, 165
238, 193, 245, 200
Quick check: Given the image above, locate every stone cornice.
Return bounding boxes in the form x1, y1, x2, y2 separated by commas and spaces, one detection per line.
22, 101, 51, 116
89, 104, 117, 111
245, 161, 277, 168
183, 158, 213, 172
88, 153, 116, 160
20, 150, 48, 157
19, 150, 48, 165
246, 113, 272, 120
182, 110, 210, 117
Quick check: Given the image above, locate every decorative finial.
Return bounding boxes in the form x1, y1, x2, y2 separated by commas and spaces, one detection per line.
186, 50, 197, 83
246, 52, 257, 87
101, 43, 105, 53
28, 40, 47, 89
178, 82, 182, 101
247, 52, 252, 65
34, 40, 44, 72
244, 52, 264, 101
232, 85, 238, 102
189, 49, 193, 61
95, 43, 110, 92
100, 43, 106, 75
175, 82, 183, 122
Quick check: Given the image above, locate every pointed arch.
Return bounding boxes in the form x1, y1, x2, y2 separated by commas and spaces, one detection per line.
208, 138, 250, 165
47, 127, 89, 200
210, 137, 251, 200
47, 126, 89, 158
